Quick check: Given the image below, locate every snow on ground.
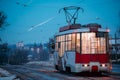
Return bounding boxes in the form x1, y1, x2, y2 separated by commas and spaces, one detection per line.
0, 68, 17, 80
26, 60, 54, 67
0, 75, 17, 80
112, 64, 120, 74
0, 68, 11, 77
27, 56, 54, 67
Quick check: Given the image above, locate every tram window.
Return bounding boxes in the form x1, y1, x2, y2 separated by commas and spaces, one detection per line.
65, 41, 67, 51
76, 33, 80, 53
72, 34, 76, 51
59, 36, 61, 42
82, 33, 92, 54
61, 35, 65, 41
55, 43, 58, 51
66, 34, 71, 41
67, 41, 72, 51
58, 42, 61, 48
59, 42, 65, 57
56, 36, 60, 42
96, 32, 105, 37
98, 38, 106, 53
55, 36, 58, 51
65, 34, 72, 51
56, 36, 58, 42
81, 32, 107, 54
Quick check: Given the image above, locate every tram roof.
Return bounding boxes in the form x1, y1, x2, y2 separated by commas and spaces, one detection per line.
55, 27, 109, 36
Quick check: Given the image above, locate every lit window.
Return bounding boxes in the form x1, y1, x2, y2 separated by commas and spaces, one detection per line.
72, 34, 76, 51
76, 33, 80, 53
55, 43, 58, 51
59, 42, 65, 57
81, 32, 107, 54
65, 34, 72, 51
66, 34, 71, 41
56, 35, 65, 57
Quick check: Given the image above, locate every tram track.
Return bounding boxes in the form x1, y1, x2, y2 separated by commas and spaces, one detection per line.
1, 65, 120, 80
1, 66, 45, 80
18, 65, 120, 80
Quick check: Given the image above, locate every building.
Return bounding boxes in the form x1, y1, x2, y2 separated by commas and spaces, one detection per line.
109, 38, 120, 60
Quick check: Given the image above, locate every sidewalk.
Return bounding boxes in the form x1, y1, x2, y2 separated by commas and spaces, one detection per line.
110, 64, 120, 75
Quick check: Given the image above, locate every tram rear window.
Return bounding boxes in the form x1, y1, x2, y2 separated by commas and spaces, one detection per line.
82, 32, 107, 54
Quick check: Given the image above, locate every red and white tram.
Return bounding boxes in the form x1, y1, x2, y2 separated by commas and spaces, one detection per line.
53, 23, 112, 73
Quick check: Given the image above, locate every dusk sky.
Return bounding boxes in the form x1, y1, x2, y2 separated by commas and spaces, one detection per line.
0, 0, 120, 44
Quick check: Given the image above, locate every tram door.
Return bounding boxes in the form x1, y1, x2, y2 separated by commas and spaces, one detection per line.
58, 42, 65, 70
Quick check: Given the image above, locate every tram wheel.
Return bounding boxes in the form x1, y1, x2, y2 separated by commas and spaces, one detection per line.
66, 67, 71, 73
55, 65, 58, 70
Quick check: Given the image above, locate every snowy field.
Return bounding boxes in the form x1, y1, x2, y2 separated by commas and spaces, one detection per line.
26, 61, 54, 66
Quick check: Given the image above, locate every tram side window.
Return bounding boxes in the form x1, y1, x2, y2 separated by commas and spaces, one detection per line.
65, 34, 72, 51
55, 37, 58, 51
55, 36, 62, 51
59, 42, 65, 57
55, 43, 58, 51
76, 33, 80, 53
55, 35, 66, 57
61, 35, 65, 42
72, 34, 76, 51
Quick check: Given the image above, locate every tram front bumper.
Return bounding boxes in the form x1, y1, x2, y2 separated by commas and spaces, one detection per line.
74, 64, 90, 73
73, 63, 111, 73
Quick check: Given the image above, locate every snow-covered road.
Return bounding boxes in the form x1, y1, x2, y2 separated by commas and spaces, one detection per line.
1, 61, 120, 80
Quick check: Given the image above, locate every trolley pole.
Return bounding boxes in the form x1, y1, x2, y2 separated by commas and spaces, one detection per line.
115, 33, 117, 61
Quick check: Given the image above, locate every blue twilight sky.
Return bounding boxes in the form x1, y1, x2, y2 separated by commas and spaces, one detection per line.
0, 0, 120, 44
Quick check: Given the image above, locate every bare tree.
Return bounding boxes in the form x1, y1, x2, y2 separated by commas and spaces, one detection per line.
0, 11, 7, 28
117, 11, 120, 37
116, 27, 120, 37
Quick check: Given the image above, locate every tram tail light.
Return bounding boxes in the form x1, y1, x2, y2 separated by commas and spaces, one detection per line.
109, 65, 112, 70
82, 64, 89, 67
102, 64, 105, 67
100, 64, 107, 67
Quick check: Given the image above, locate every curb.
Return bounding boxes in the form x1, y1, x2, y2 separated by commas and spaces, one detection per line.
109, 72, 120, 76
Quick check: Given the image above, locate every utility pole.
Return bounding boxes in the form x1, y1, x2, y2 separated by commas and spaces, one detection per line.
115, 33, 117, 61
0, 38, 2, 44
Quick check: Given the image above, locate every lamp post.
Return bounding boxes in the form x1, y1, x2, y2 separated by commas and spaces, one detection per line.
115, 33, 117, 61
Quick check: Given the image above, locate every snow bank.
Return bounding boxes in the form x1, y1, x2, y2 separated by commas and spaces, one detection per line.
27, 56, 54, 67
0, 75, 16, 80
0, 68, 11, 77
26, 61, 54, 67
0, 68, 16, 80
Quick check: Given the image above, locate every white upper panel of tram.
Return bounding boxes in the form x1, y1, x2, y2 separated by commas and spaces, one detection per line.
55, 27, 109, 36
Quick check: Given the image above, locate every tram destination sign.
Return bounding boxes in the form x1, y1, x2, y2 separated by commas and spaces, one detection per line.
96, 32, 105, 37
